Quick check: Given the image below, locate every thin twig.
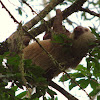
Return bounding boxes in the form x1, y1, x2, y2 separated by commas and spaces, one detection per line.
22, 0, 37, 14
0, 1, 19, 24
63, 71, 93, 100
80, 7, 100, 17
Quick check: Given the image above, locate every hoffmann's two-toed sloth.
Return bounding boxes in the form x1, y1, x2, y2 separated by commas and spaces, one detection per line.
23, 9, 95, 80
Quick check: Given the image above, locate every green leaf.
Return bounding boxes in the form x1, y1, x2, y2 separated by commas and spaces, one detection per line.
47, 88, 57, 97
3, 52, 10, 56
16, 91, 27, 98
69, 82, 77, 90
70, 72, 85, 78
6, 89, 15, 97
59, 74, 70, 82
16, 7, 22, 16
52, 34, 65, 43
76, 65, 87, 71
90, 80, 99, 89
52, 34, 72, 45
55, 97, 58, 100
77, 79, 89, 89
97, 95, 100, 100
90, 88, 100, 96
76, 65, 90, 77
11, 86, 18, 92
7, 54, 20, 69
90, 27, 100, 39
24, 59, 32, 68
34, 98, 39, 100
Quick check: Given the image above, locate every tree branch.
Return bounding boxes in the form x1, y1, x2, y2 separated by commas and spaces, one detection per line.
0, 1, 19, 24
49, 81, 78, 100
62, 0, 88, 19
23, 0, 64, 30
80, 7, 100, 17
27, 0, 88, 38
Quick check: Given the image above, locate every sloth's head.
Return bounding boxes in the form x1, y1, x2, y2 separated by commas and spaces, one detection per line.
70, 26, 95, 57
70, 26, 95, 42
73, 26, 90, 39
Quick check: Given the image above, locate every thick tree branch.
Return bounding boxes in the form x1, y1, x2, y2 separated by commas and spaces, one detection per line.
62, 0, 88, 19
27, 0, 88, 37
23, 0, 64, 30
49, 81, 78, 100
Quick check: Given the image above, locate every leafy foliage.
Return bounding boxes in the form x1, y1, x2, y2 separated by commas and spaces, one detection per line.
59, 29, 100, 99
0, 51, 58, 99
52, 34, 72, 46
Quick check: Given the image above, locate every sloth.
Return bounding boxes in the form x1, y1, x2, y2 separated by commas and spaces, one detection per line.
8, 9, 95, 80
23, 25, 95, 80
23, 9, 95, 80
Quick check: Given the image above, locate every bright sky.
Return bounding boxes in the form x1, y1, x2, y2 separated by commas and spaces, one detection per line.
0, 0, 99, 100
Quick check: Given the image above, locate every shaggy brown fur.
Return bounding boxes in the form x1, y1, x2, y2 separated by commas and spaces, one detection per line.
23, 26, 95, 79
